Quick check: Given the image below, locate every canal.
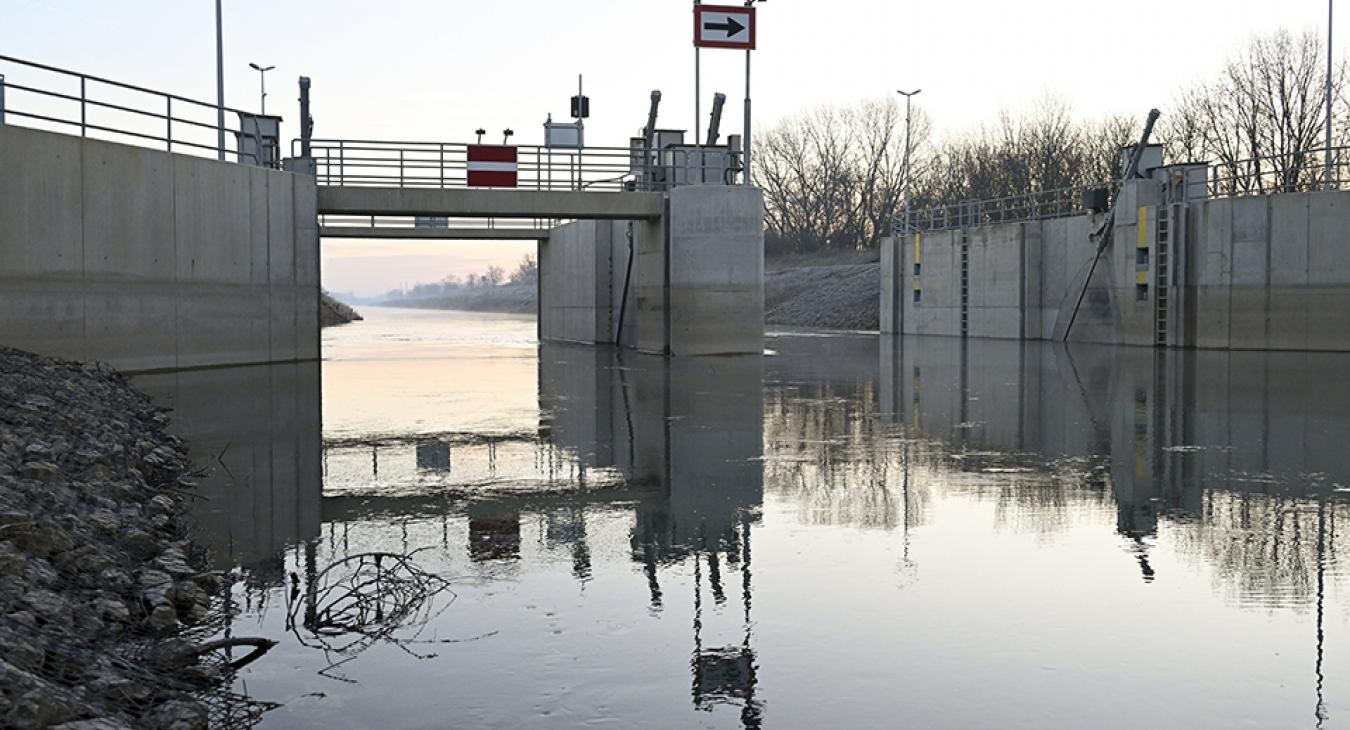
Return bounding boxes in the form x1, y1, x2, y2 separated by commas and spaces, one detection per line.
135, 307, 1350, 729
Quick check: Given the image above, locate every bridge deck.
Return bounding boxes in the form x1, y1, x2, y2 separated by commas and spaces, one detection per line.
320, 226, 550, 241
316, 186, 664, 220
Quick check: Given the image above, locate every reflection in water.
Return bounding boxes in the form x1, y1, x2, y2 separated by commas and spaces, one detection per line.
146, 309, 1350, 729
134, 362, 323, 573
540, 344, 766, 725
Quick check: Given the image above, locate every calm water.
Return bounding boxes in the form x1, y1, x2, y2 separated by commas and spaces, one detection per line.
136, 307, 1350, 729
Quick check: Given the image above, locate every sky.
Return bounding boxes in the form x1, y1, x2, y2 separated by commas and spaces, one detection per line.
2, 0, 1341, 297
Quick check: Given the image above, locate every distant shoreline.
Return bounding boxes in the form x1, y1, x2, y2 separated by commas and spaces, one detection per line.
364, 261, 881, 331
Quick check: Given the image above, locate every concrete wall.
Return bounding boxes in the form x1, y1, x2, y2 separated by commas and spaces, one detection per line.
893, 229, 961, 336
881, 180, 1350, 351
540, 185, 763, 356
1190, 190, 1350, 351
538, 220, 618, 345
0, 125, 319, 371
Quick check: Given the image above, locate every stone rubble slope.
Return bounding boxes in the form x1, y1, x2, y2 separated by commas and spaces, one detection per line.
0, 347, 230, 730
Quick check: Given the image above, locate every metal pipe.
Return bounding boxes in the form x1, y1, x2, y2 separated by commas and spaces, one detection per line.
79, 77, 86, 136
706, 92, 726, 146
643, 90, 662, 186
1, 74, 7, 125
299, 76, 312, 157
215, 0, 225, 160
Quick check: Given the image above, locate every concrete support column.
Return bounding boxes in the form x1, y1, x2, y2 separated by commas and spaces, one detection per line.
659, 185, 764, 356
880, 236, 900, 333
542, 185, 764, 356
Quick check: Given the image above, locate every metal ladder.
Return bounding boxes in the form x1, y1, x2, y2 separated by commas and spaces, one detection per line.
1154, 206, 1170, 347
960, 231, 970, 337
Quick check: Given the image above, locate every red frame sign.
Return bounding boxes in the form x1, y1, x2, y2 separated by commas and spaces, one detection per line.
467, 145, 518, 188
694, 4, 756, 50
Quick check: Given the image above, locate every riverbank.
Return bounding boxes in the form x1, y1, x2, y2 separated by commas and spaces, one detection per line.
0, 347, 260, 729
380, 260, 883, 330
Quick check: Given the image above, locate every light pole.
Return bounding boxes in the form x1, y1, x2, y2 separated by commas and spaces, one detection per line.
249, 62, 275, 115
897, 89, 922, 234
1326, 0, 1335, 190
215, 0, 224, 160
744, 0, 764, 187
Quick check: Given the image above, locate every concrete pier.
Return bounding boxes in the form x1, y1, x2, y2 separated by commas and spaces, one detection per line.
539, 185, 764, 356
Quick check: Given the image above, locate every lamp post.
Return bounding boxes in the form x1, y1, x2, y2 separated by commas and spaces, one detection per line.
249, 62, 275, 115
897, 89, 922, 234
744, 0, 765, 187
215, 0, 224, 160
1326, 0, 1335, 190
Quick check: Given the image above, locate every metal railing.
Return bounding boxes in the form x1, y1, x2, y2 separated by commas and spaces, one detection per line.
897, 147, 1350, 234
0, 54, 269, 165
319, 214, 556, 232
1203, 147, 1350, 198
299, 138, 740, 192
897, 181, 1117, 234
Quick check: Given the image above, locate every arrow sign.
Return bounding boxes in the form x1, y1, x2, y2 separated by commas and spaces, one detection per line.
704, 17, 744, 37
694, 4, 756, 50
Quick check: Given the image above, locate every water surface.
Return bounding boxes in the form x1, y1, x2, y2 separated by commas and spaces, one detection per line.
137, 306, 1350, 729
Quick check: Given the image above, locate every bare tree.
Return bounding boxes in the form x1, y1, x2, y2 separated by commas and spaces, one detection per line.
508, 253, 538, 285
755, 97, 928, 253
484, 265, 505, 286
1170, 29, 1348, 194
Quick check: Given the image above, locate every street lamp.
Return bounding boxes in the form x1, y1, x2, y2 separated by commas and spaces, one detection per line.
743, 0, 766, 187
215, 0, 224, 160
1326, 0, 1335, 190
249, 62, 275, 115
897, 89, 922, 234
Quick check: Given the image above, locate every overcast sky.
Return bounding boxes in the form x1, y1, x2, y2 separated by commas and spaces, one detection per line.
3, 0, 1341, 296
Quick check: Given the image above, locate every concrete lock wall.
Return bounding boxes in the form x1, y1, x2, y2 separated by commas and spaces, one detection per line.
881, 179, 1350, 351
540, 185, 763, 356
0, 125, 319, 371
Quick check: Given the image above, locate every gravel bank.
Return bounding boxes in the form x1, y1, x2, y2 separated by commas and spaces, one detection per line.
765, 263, 879, 331
320, 292, 363, 328
0, 347, 264, 729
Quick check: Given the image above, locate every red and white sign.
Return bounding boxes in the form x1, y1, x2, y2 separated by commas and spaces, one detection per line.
694, 4, 755, 50
467, 145, 518, 188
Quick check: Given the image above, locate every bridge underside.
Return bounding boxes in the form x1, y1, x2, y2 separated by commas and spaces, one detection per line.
316, 186, 664, 220
319, 226, 549, 241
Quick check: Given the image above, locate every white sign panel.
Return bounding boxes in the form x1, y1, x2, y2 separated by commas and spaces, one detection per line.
694, 5, 756, 50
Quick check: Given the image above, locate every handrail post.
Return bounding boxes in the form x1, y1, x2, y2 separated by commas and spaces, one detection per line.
399, 148, 405, 187
79, 76, 87, 136
0, 74, 6, 125
339, 140, 345, 186
165, 97, 172, 151
439, 143, 445, 189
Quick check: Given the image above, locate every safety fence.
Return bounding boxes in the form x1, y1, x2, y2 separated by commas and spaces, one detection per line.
895, 147, 1350, 234
1203, 147, 1350, 198
0, 54, 272, 165
300, 138, 740, 192
897, 182, 1116, 234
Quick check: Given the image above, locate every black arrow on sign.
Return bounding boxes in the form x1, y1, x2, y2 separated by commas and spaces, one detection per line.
703, 17, 746, 38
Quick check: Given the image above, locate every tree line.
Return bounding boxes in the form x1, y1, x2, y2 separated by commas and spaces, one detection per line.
378, 254, 537, 302
753, 29, 1348, 255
